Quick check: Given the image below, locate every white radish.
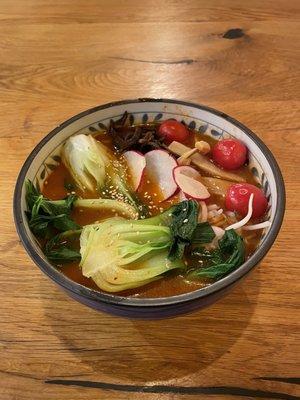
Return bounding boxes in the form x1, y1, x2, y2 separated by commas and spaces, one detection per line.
144, 150, 178, 201
173, 165, 201, 179
173, 166, 210, 200
123, 151, 146, 191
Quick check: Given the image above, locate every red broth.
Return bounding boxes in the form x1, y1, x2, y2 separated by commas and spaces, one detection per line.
42, 128, 262, 298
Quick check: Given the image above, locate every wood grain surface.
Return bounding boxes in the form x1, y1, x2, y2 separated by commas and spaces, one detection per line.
1, 1, 299, 399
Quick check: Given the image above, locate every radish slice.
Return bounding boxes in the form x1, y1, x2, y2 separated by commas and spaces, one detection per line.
225, 194, 254, 230
243, 221, 271, 231
123, 151, 146, 191
173, 166, 210, 200
173, 165, 201, 179
144, 150, 178, 201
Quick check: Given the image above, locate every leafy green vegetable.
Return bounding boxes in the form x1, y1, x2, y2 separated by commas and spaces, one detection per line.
191, 222, 215, 245
168, 200, 199, 261
62, 134, 148, 217
46, 247, 81, 263
62, 134, 109, 192
189, 229, 245, 280
25, 180, 80, 238
75, 198, 138, 219
45, 230, 81, 263
79, 200, 202, 292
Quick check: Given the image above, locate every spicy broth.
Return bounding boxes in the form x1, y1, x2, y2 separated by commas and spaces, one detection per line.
42, 128, 262, 298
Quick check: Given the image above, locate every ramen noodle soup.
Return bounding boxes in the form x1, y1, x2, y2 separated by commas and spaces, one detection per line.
25, 112, 269, 298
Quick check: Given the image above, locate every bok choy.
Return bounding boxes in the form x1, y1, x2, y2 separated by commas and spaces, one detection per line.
62, 134, 147, 216
79, 200, 215, 292
189, 229, 245, 280
25, 180, 138, 237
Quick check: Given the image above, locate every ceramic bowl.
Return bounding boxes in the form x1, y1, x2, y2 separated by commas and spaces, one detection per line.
13, 99, 285, 319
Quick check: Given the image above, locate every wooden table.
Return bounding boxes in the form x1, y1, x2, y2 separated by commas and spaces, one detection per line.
1, 1, 299, 399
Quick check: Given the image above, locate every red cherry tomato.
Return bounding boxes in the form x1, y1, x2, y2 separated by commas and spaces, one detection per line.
158, 120, 189, 143
225, 183, 268, 218
212, 139, 247, 170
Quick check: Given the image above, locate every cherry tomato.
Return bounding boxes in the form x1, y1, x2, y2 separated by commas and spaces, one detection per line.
212, 139, 247, 170
158, 120, 189, 143
225, 183, 268, 218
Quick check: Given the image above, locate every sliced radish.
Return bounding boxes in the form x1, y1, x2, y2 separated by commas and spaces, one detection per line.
173, 165, 201, 180
123, 150, 146, 191
173, 167, 210, 200
144, 150, 178, 201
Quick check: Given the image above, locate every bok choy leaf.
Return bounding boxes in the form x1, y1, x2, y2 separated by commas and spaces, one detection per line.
189, 229, 245, 280
62, 134, 148, 217
79, 200, 207, 292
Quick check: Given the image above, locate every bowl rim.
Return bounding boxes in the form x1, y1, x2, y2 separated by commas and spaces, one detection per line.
13, 98, 285, 308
